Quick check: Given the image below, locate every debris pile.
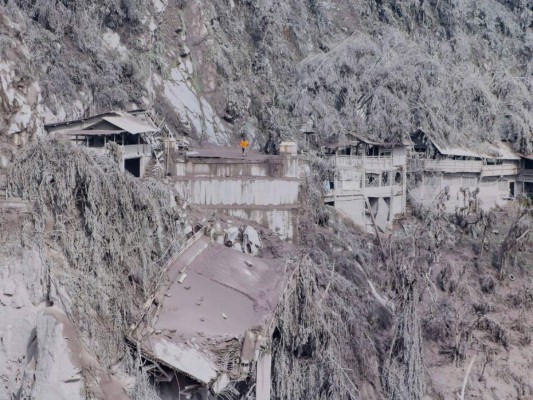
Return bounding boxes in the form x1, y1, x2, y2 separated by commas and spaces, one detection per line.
218, 224, 262, 255
128, 234, 287, 398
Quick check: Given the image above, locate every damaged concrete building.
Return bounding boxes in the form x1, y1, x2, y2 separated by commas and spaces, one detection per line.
322, 135, 408, 232
127, 230, 288, 399
44, 110, 160, 178
320, 129, 533, 232
44, 109, 300, 241
408, 130, 521, 212
169, 142, 299, 241
518, 154, 533, 197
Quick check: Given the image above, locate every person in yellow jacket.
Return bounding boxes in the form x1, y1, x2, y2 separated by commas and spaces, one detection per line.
240, 138, 250, 156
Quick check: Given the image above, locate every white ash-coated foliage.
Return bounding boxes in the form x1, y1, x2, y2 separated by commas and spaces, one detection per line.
382, 281, 425, 400
2, 0, 155, 110
203, 0, 531, 150
272, 257, 370, 400
7, 138, 185, 366
2, 0, 530, 149
292, 1, 532, 151
271, 174, 382, 400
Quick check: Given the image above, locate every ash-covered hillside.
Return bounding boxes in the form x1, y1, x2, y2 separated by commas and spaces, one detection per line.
0, 1, 533, 400
0, 0, 531, 153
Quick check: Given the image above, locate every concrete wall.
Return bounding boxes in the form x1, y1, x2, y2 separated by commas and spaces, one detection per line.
174, 178, 299, 207
390, 193, 404, 218
123, 143, 151, 159
334, 196, 366, 227
281, 154, 299, 178
411, 172, 516, 212
477, 177, 515, 210
214, 207, 297, 241
392, 146, 407, 166
329, 162, 407, 231
173, 149, 300, 241
175, 160, 287, 179
173, 152, 298, 180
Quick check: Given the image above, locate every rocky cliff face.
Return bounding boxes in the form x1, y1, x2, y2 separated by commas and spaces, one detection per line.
0, 245, 132, 400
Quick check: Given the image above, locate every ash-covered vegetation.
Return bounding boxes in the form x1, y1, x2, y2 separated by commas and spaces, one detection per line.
7, 138, 186, 370
204, 0, 531, 150
1, 0, 155, 110
1, 0, 530, 150
277, 173, 533, 399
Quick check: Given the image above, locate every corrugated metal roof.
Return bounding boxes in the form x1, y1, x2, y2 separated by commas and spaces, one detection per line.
431, 142, 486, 158
44, 111, 119, 129
495, 142, 520, 160
324, 140, 362, 150
433, 142, 520, 160
102, 114, 159, 134
418, 130, 520, 160
64, 129, 125, 136
349, 133, 384, 146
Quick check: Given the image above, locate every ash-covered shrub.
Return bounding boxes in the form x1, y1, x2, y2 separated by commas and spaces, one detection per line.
423, 299, 457, 342
479, 275, 496, 294
7, 137, 185, 365
3, 0, 150, 111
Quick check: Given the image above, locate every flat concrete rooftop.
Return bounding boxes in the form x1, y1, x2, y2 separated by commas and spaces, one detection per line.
158, 236, 283, 337
186, 145, 282, 163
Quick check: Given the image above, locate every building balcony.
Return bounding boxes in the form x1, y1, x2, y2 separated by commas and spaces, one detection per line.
123, 144, 152, 159
519, 169, 533, 182
324, 183, 402, 199
408, 158, 482, 173
324, 188, 362, 200
425, 159, 483, 173
364, 184, 403, 198
409, 158, 519, 176
325, 155, 392, 170
325, 155, 363, 169
86, 143, 151, 159
481, 163, 518, 177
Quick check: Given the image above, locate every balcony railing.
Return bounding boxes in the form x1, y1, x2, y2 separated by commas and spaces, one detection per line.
325, 155, 363, 168
365, 156, 393, 171
424, 159, 483, 173
481, 164, 518, 177
325, 155, 391, 170
86, 144, 152, 159
408, 158, 482, 173
408, 157, 520, 176
123, 144, 152, 158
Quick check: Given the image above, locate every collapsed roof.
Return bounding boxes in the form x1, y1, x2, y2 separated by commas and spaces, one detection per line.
127, 233, 289, 397
413, 129, 520, 160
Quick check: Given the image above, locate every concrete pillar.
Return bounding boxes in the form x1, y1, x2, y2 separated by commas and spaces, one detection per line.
256, 352, 272, 400
280, 142, 298, 178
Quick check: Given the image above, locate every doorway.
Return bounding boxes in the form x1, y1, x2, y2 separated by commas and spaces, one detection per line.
125, 157, 141, 177
509, 181, 515, 198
